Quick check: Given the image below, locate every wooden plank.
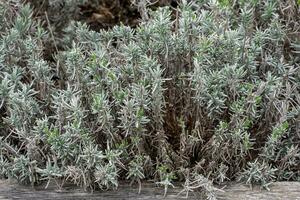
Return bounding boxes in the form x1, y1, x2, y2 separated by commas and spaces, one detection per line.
0, 179, 299, 200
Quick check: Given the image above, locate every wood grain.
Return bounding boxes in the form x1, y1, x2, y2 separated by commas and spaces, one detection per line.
0, 180, 299, 200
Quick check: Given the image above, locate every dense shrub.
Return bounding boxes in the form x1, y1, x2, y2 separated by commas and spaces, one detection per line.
0, 0, 299, 198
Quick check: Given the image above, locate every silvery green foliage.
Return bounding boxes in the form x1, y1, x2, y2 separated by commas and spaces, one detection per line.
0, 0, 299, 197
238, 159, 277, 190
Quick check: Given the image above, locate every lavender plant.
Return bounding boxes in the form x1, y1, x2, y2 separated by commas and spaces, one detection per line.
0, 0, 299, 198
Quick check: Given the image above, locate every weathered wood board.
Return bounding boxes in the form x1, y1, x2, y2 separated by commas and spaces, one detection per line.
0, 180, 299, 200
